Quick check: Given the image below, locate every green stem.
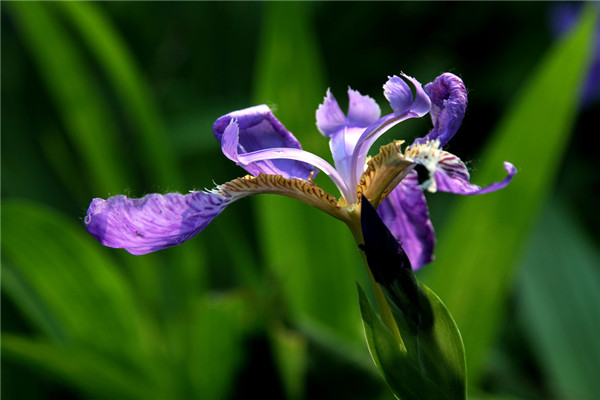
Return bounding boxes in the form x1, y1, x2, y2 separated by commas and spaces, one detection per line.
349, 221, 402, 342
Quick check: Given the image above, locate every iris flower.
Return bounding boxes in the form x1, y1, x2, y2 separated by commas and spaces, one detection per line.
85, 72, 516, 269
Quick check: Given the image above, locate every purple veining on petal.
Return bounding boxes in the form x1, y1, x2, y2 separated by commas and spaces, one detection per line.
414, 73, 467, 147
377, 171, 435, 269
433, 152, 517, 195
85, 191, 229, 255
214, 105, 317, 180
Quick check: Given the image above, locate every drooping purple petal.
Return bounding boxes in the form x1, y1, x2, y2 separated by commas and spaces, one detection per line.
414, 73, 467, 147
434, 156, 517, 195
85, 191, 229, 255
377, 171, 435, 270
316, 88, 381, 184
213, 105, 317, 180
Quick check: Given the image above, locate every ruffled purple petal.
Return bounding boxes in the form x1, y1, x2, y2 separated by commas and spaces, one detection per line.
316, 88, 381, 184
214, 105, 317, 180
414, 73, 467, 147
377, 170, 435, 269
347, 88, 382, 127
85, 191, 229, 255
316, 89, 347, 138
434, 157, 517, 195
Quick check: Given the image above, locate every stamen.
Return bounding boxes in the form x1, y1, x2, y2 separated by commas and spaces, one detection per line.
404, 140, 443, 192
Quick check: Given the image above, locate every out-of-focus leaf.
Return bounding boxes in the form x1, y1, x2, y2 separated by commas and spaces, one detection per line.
269, 325, 308, 400
1, 335, 155, 400
1, 201, 157, 373
358, 284, 466, 400
421, 6, 598, 386
8, 2, 131, 195
187, 293, 250, 400
517, 201, 600, 398
53, 1, 183, 191
253, 1, 365, 348
45, 1, 207, 318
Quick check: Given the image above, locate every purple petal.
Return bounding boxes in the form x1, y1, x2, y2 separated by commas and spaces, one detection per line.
347, 75, 431, 192
347, 88, 382, 127
213, 105, 317, 180
316, 88, 381, 183
377, 171, 435, 270
435, 157, 517, 195
383, 74, 431, 118
316, 89, 347, 138
414, 73, 467, 147
85, 191, 228, 255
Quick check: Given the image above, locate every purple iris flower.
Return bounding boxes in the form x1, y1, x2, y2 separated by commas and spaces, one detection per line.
85, 72, 516, 269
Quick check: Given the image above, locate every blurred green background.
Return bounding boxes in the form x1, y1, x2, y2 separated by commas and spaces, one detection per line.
2, 2, 598, 399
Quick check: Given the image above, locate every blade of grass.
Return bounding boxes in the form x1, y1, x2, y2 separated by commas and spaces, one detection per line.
421, 6, 598, 386
8, 2, 132, 195
517, 200, 600, 398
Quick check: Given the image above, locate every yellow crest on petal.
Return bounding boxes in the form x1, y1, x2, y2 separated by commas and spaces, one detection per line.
357, 140, 414, 208
217, 173, 350, 222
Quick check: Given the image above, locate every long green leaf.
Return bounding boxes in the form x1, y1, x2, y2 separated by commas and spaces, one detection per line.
53, 1, 184, 191
8, 2, 132, 195
518, 201, 600, 398
421, 6, 598, 386
187, 294, 250, 400
253, 1, 365, 348
50, 1, 207, 314
2, 335, 154, 400
1, 201, 157, 374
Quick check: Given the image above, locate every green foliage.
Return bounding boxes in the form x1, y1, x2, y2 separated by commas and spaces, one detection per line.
2, 2, 598, 399
518, 201, 600, 398
1, 201, 249, 399
253, 0, 367, 358
358, 283, 466, 400
421, 5, 599, 387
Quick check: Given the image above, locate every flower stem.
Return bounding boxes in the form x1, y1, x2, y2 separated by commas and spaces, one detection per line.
349, 220, 402, 342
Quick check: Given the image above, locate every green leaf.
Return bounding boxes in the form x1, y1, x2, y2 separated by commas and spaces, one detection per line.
52, 1, 184, 191
421, 5, 599, 386
186, 294, 250, 400
7, 2, 132, 195
269, 325, 308, 400
358, 283, 466, 400
2, 335, 154, 400
517, 201, 600, 398
1, 201, 157, 373
253, 2, 365, 347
